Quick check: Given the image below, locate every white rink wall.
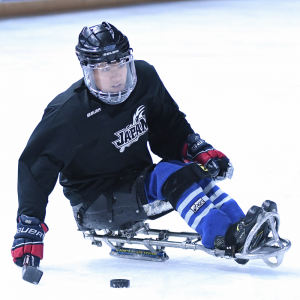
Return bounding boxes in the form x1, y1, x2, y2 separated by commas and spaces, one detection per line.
0, 1, 299, 299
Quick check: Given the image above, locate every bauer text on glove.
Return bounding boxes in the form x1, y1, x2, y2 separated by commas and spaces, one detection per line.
11, 215, 48, 267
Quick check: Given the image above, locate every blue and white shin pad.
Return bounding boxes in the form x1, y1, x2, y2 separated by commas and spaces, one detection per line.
176, 179, 245, 248
198, 178, 245, 224
144, 161, 245, 249
175, 182, 230, 248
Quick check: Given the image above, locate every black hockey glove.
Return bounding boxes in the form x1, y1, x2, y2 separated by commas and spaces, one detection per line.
11, 215, 48, 267
182, 133, 234, 181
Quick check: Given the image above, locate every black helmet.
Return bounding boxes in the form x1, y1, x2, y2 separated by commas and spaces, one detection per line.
75, 22, 137, 105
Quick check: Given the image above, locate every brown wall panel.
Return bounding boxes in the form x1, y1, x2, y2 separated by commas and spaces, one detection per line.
0, 0, 182, 18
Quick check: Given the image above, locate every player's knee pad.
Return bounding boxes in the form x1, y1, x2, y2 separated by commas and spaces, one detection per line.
161, 162, 212, 208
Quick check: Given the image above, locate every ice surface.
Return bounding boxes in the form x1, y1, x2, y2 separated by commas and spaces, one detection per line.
1, 0, 299, 299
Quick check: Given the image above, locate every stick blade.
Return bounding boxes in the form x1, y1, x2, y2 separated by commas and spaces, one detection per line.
22, 265, 43, 285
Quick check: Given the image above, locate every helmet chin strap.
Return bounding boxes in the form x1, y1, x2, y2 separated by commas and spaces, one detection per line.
90, 89, 128, 105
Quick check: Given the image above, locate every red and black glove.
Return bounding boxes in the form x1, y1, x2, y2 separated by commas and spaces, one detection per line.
11, 215, 48, 267
182, 133, 234, 181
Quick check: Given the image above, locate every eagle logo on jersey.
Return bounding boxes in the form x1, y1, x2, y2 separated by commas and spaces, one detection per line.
112, 105, 148, 152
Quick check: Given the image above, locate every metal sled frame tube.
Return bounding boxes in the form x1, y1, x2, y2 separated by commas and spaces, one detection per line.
146, 229, 201, 239
235, 211, 291, 267
242, 211, 280, 255
85, 232, 229, 257
85, 232, 290, 258
86, 234, 204, 250
84, 212, 291, 268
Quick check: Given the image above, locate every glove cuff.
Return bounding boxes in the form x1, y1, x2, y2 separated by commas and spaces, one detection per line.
15, 215, 48, 240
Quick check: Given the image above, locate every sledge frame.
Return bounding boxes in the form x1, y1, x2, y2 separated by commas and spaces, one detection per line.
83, 211, 291, 268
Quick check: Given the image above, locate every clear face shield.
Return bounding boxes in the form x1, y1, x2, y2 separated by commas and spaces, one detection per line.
82, 55, 137, 105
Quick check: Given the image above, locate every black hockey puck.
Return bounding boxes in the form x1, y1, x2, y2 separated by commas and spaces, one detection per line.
110, 279, 130, 288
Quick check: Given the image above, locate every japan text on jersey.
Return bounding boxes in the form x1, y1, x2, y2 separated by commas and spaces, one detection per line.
112, 105, 148, 152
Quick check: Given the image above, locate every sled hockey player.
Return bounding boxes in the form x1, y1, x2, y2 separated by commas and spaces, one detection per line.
12, 22, 288, 274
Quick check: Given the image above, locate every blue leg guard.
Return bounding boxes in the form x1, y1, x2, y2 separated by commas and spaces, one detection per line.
144, 161, 244, 249
198, 178, 245, 223
175, 182, 233, 248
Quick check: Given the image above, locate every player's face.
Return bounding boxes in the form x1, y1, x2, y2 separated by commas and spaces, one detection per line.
93, 62, 128, 93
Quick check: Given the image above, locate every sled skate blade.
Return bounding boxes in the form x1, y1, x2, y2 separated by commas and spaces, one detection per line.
110, 248, 169, 262
235, 211, 291, 268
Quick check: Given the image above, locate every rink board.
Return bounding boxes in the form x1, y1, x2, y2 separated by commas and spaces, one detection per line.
0, 0, 184, 18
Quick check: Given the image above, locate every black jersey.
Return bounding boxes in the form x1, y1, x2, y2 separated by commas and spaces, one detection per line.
17, 60, 194, 221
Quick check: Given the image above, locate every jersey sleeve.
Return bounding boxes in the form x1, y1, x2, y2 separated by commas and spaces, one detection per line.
17, 107, 82, 222
147, 76, 194, 161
